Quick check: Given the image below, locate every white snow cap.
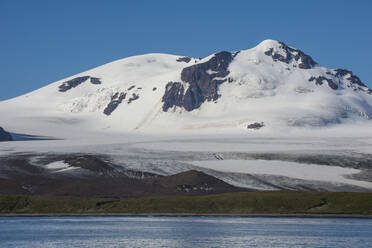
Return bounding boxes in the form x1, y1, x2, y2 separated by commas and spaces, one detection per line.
254, 39, 282, 50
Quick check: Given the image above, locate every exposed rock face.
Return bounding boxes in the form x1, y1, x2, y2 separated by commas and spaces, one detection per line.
162, 51, 233, 112
127, 85, 136, 90
334, 69, 369, 88
162, 82, 185, 111
247, 122, 264, 130
103, 92, 127, 115
90, 77, 102, 85
176, 56, 191, 63
309, 76, 338, 90
58, 76, 101, 92
0, 127, 12, 141
128, 93, 139, 104
321, 69, 371, 93
103, 90, 141, 115
59, 76, 90, 92
265, 42, 317, 69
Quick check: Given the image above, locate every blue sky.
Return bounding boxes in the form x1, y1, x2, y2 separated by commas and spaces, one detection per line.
1, 0, 371, 100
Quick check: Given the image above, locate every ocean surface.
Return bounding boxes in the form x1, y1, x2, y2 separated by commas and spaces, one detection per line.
0, 216, 371, 248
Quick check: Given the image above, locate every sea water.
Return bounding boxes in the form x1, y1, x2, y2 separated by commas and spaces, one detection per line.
0, 216, 371, 248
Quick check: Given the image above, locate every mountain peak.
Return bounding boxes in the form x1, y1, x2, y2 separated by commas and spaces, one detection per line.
254, 39, 282, 50
254, 40, 317, 69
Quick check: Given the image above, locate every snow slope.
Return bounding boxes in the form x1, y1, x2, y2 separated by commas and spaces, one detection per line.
0, 39, 371, 138
0, 53, 191, 136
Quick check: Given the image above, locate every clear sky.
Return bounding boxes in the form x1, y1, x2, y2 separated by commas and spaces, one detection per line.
1, 0, 371, 100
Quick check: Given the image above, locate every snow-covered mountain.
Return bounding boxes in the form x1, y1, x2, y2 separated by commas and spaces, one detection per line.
1, 39, 372, 137
1, 40, 372, 193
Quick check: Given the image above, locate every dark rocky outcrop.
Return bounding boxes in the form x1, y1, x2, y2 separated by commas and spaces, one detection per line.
310, 69, 371, 93
265, 42, 317, 69
128, 85, 136, 90
321, 69, 371, 93
233, 51, 241, 58
128, 93, 139, 104
162, 51, 234, 112
103, 90, 140, 115
309, 76, 338, 90
0, 127, 12, 141
247, 122, 264, 130
176, 57, 191, 63
90, 77, 102, 85
103, 92, 127, 115
334, 69, 368, 88
264, 48, 289, 63
58, 76, 90, 92
334, 69, 350, 77
162, 82, 185, 111
59, 76, 102, 92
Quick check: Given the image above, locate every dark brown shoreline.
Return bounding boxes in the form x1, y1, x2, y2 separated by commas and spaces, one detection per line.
1, 213, 372, 219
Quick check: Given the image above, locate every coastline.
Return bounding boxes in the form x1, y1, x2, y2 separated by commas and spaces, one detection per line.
1, 213, 372, 218
2, 192, 372, 217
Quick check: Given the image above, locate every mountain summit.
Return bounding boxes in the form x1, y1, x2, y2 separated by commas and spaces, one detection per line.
1, 40, 371, 136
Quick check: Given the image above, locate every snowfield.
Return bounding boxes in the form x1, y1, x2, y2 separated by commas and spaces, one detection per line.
191, 160, 372, 189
